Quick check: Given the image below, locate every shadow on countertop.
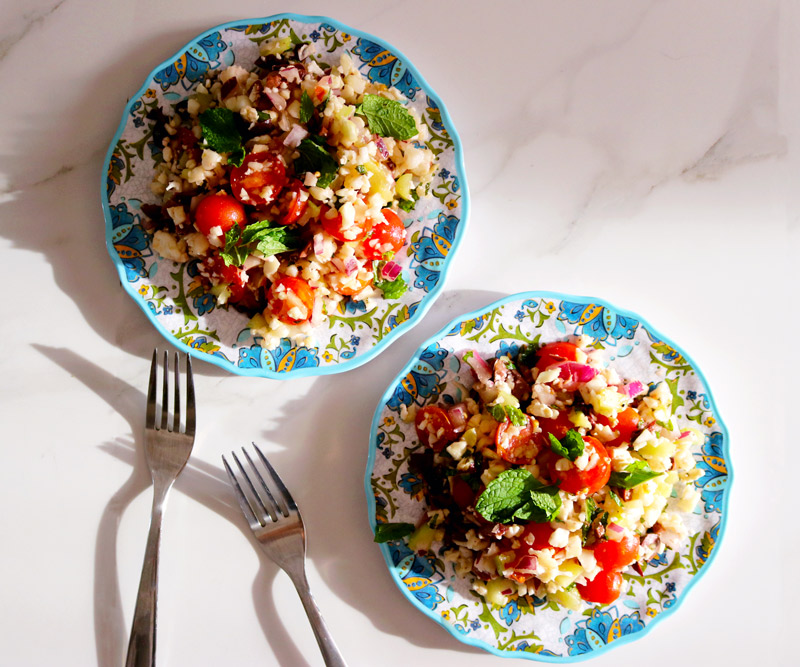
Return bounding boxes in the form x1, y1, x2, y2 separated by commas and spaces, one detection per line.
32, 289, 507, 665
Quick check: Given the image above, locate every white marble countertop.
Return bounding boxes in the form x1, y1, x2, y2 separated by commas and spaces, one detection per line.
0, 0, 794, 665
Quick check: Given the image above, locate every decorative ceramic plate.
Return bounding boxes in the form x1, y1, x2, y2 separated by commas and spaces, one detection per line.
102, 14, 467, 378
366, 291, 730, 660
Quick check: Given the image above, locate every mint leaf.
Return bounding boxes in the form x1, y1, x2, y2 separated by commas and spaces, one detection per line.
374, 272, 408, 299
476, 469, 561, 524
582, 497, 599, 543
199, 108, 243, 154
220, 220, 301, 267
476, 469, 537, 523
490, 404, 527, 427
299, 91, 314, 124
517, 343, 540, 368
607, 488, 622, 506
293, 138, 338, 188
356, 94, 418, 140
608, 461, 662, 489
229, 145, 246, 167
517, 482, 562, 523
373, 522, 415, 543
547, 429, 585, 462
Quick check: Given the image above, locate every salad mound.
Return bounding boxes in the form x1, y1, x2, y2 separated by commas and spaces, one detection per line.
385, 337, 703, 610
140, 37, 436, 349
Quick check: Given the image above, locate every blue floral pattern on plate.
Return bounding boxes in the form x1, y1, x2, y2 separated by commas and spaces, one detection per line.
102, 14, 468, 378
366, 291, 731, 661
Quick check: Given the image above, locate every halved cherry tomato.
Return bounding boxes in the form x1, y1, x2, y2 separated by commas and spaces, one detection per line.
577, 568, 622, 604
594, 534, 640, 571
320, 205, 373, 242
519, 522, 560, 551
361, 209, 407, 260
277, 179, 309, 226
328, 270, 372, 296
535, 342, 580, 372
414, 406, 457, 451
495, 414, 539, 464
547, 435, 611, 495
230, 151, 287, 207
266, 276, 314, 325
193, 193, 246, 239
596, 407, 641, 448
535, 410, 576, 444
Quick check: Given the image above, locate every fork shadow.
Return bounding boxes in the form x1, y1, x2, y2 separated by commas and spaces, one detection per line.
32, 345, 313, 667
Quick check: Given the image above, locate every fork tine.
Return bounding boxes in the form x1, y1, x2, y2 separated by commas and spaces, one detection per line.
240, 449, 283, 520
160, 350, 169, 431
232, 450, 279, 523
145, 350, 157, 429
173, 353, 181, 433
222, 455, 261, 529
184, 356, 196, 436
253, 444, 296, 515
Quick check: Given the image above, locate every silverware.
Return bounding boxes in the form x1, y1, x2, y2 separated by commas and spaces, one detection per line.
223, 445, 347, 667
126, 350, 196, 667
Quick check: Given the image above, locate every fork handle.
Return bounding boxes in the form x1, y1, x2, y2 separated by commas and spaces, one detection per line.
126, 481, 171, 667
288, 569, 348, 667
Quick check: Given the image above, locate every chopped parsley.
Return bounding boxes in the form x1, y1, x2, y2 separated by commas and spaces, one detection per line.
355, 94, 418, 140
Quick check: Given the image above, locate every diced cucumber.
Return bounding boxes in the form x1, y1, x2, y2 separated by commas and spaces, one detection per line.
553, 587, 582, 611
407, 523, 437, 552
484, 578, 512, 607
395, 172, 414, 200
553, 560, 583, 589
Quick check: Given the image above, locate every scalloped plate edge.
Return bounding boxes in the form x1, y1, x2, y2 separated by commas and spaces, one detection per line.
364, 289, 732, 661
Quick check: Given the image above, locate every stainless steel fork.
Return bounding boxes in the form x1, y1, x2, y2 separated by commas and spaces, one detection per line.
126, 350, 196, 667
223, 445, 347, 667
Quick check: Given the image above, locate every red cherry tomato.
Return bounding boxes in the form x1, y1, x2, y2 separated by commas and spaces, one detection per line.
519, 522, 559, 550
361, 209, 407, 260
193, 193, 246, 239
266, 276, 314, 325
202, 256, 248, 301
414, 406, 457, 451
536, 410, 576, 444
320, 205, 374, 242
535, 342, 580, 372
230, 151, 287, 207
277, 179, 309, 225
596, 407, 641, 448
328, 271, 372, 296
594, 534, 640, 571
547, 436, 611, 495
495, 414, 539, 464
577, 568, 622, 604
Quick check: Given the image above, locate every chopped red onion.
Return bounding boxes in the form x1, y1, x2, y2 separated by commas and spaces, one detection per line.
463, 350, 492, 385
513, 555, 538, 575
344, 257, 358, 277
626, 381, 645, 397
242, 255, 263, 271
265, 89, 286, 111
331, 258, 345, 273
558, 362, 598, 383
283, 124, 309, 148
679, 430, 692, 439
381, 260, 402, 280
313, 233, 325, 259
375, 136, 389, 159
607, 523, 624, 541
447, 404, 468, 432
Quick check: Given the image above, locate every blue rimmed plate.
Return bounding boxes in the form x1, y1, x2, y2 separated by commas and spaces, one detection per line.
366, 291, 731, 660
102, 14, 468, 378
